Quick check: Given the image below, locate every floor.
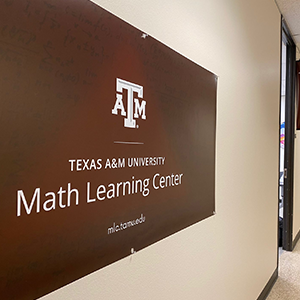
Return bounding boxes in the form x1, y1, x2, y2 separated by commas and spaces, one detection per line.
266, 239, 300, 300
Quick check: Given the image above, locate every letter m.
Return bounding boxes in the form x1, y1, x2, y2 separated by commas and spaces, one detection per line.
17, 188, 40, 217
107, 227, 114, 234
134, 99, 146, 120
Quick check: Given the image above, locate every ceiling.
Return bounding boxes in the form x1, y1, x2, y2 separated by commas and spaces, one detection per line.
276, 0, 300, 58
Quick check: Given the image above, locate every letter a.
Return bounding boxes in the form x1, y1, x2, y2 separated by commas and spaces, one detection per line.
112, 94, 126, 116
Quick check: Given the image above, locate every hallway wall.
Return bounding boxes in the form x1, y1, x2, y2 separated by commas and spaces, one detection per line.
40, 0, 281, 299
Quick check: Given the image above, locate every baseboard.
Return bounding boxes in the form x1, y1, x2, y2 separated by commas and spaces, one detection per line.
292, 228, 300, 250
257, 268, 278, 300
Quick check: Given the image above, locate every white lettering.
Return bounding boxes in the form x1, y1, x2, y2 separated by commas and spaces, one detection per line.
69, 159, 76, 171
87, 182, 95, 203
43, 192, 56, 211
58, 187, 66, 208
90, 159, 96, 170
118, 158, 125, 168
134, 99, 146, 119
153, 173, 160, 190
112, 93, 126, 116
17, 188, 40, 216
105, 158, 111, 169
67, 183, 79, 206
152, 173, 184, 190
76, 159, 82, 171
112, 78, 145, 129
82, 159, 90, 170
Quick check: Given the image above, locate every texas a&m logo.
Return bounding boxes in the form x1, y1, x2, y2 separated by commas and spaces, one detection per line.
112, 78, 146, 128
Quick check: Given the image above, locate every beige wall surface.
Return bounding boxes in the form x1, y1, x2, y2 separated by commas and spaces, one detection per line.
40, 0, 281, 299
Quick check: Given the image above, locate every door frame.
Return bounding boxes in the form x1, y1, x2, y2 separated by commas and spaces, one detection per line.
281, 20, 296, 251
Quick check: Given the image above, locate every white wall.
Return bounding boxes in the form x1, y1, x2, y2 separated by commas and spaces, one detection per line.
40, 0, 281, 299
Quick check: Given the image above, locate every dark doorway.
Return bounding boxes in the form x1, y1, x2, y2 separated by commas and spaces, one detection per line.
279, 20, 296, 251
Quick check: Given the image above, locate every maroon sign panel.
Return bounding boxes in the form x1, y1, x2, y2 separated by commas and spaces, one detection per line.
0, 0, 217, 299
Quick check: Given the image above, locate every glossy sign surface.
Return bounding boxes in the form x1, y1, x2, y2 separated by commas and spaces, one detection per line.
0, 1, 217, 299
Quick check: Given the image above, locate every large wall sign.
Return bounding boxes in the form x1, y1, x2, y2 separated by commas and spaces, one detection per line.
0, 0, 217, 299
